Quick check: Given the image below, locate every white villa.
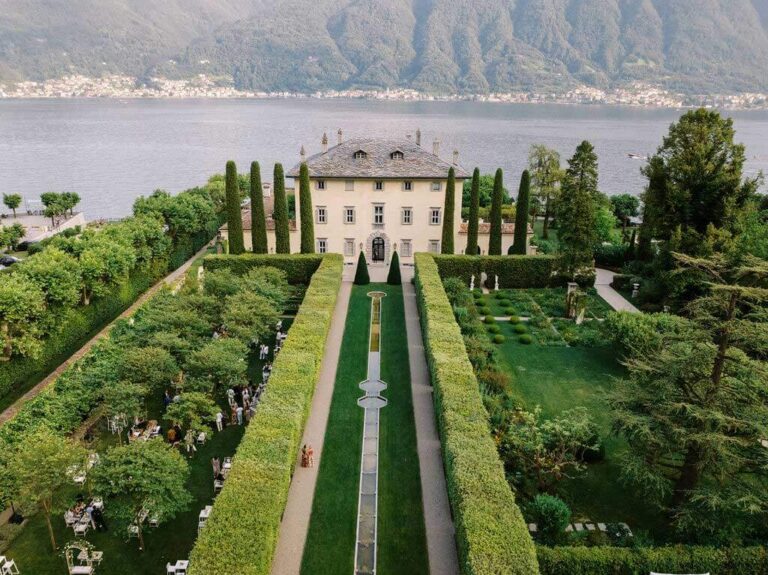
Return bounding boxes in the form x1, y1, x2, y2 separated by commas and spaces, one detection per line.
223, 131, 526, 264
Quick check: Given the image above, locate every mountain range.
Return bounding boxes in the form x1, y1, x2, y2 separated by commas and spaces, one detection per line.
2, 0, 768, 94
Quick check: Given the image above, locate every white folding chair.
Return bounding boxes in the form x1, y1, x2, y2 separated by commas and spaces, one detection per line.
1, 559, 20, 575
174, 560, 189, 575
74, 521, 89, 536
166, 564, 177, 575
196, 432, 206, 445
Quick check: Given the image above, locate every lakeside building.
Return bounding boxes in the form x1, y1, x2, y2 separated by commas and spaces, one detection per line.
223, 132, 528, 264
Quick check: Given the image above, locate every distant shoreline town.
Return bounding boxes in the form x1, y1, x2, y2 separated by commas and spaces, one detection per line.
2, 74, 768, 111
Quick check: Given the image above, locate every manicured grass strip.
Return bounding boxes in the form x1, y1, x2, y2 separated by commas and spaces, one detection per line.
377, 285, 429, 575
189, 254, 343, 575
300, 285, 370, 574
414, 253, 539, 575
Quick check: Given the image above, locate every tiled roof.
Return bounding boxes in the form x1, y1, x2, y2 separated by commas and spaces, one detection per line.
287, 138, 469, 179
222, 208, 297, 232
458, 222, 533, 235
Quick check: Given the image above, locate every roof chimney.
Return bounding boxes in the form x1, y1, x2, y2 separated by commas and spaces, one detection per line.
416, 128, 421, 147
322, 132, 328, 154
432, 138, 440, 157
453, 149, 459, 165
337, 128, 343, 145
300, 145, 306, 162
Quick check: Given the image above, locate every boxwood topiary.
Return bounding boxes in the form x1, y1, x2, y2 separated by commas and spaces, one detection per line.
505, 308, 516, 316
509, 315, 521, 324
484, 316, 497, 324
493, 334, 506, 344
478, 306, 492, 315
487, 325, 502, 334
514, 324, 528, 334
519, 334, 533, 344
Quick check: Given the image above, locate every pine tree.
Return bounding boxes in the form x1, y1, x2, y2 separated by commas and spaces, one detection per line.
354, 251, 370, 285
387, 250, 401, 285
441, 167, 456, 254
466, 168, 480, 255
488, 168, 504, 255
298, 163, 315, 254
225, 161, 245, 255
273, 163, 290, 254
512, 170, 531, 255
250, 162, 268, 254
558, 141, 598, 276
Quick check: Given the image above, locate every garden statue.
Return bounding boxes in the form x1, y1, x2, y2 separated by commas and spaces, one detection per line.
566, 282, 587, 324
480, 272, 488, 289
494, 275, 499, 291
470, 274, 475, 291
632, 283, 640, 299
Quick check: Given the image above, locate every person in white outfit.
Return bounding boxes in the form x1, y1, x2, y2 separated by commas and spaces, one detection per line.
215, 410, 224, 432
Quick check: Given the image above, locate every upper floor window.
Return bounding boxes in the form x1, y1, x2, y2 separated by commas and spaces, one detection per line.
316, 206, 327, 224
402, 207, 413, 225
374, 181, 384, 191
403, 180, 413, 191
344, 207, 355, 224
431, 181, 442, 192
390, 150, 404, 160
316, 180, 326, 190
430, 208, 442, 225
345, 180, 355, 191
354, 150, 368, 159
373, 205, 384, 225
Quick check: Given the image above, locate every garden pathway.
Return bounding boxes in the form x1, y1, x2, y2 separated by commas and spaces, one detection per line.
270, 278, 352, 575
594, 268, 639, 313
0, 242, 213, 426
402, 271, 460, 575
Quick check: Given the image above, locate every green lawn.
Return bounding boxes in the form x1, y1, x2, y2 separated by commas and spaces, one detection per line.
495, 325, 669, 537
301, 284, 427, 575
479, 288, 613, 319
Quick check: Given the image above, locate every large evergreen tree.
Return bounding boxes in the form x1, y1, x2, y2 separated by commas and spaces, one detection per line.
441, 167, 456, 254
298, 163, 315, 254
273, 163, 290, 254
557, 142, 598, 275
512, 170, 531, 255
250, 161, 268, 254
225, 161, 245, 255
528, 145, 562, 240
354, 251, 370, 285
488, 168, 504, 255
387, 250, 401, 285
466, 168, 480, 255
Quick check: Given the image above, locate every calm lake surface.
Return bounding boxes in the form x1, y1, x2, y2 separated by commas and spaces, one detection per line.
1, 98, 767, 219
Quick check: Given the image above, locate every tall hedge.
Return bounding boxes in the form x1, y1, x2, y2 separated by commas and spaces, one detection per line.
488, 168, 504, 255
188, 255, 343, 575
466, 168, 480, 255
537, 545, 768, 575
441, 166, 456, 254
414, 253, 539, 575
387, 250, 401, 285
225, 161, 245, 255
354, 251, 370, 285
273, 163, 291, 254
250, 161, 268, 254
203, 254, 323, 285
512, 170, 530, 255
431, 254, 565, 289
298, 163, 315, 254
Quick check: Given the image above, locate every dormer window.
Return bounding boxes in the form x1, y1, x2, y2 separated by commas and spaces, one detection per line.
353, 150, 368, 160
390, 150, 404, 160
316, 180, 326, 190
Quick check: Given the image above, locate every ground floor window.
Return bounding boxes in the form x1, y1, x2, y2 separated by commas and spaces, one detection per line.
344, 239, 355, 256
401, 240, 412, 257
428, 240, 440, 253
317, 238, 328, 254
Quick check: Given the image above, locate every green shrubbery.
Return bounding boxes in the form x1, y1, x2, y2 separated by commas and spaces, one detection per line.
484, 316, 496, 324
188, 255, 343, 575
519, 334, 534, 344
528, 495, 571, 546
537, 545, 768, 575
487, 325, 502, 334
433, 254, 566, 288
514, 324, 528, 334
203, 254, 323, 284
414, 254, 539, 575
493, 334, 506, 344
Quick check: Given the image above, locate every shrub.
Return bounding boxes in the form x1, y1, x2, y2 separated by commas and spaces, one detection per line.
478, 306, 492, 315
493, 334, 506, 344
203, 254, 323, 285
387, 251, 402, 285
477, 368, 511, 394
433, 254, 564, 288
484, 316, 497, 324
498, 299, 511, 307
509, 315, 521, 324
414, 253, 539, 575
494, 292, 506, 299
514, 324, 528, 334
593, 243, 631, 268
189, 255, 343, 574
354, 251, 370, 285
488, 325, 502, 334
519, 334, 534, 345
528, 495, 571, 546
505, 307, 517, 316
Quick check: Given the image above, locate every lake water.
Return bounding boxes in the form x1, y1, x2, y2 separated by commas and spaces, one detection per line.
1, 99, 767, 219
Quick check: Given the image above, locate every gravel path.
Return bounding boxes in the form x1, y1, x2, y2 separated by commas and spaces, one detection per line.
595, 268, 640, 312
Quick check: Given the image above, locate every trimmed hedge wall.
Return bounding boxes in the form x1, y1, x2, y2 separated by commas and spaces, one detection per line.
537, 545, 768, 575
433, 254, 565, 289
202, 253, 324, 285
188, 254, 343, 575
413, 253, 539, 575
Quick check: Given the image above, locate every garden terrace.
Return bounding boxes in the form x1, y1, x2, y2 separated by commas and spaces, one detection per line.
1, 254, 322, 575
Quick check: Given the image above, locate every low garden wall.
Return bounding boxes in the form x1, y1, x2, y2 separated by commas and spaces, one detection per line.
413, 253, 540, 575
188, 254, 343, 575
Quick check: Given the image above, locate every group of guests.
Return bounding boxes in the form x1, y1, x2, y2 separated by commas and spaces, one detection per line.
66, 496, 107, 531
301, 444, 315, 468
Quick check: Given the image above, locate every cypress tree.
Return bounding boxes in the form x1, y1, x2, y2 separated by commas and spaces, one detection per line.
441, 167, 456, 254
466, 168, 480, 255
250, 161, 268, 254
511, 170, 531, 255
387, 250, 401, 285
273, 163, 290, 254
298, 163, 315, 254
354, 251, 370, 285
488, 168, 504, 255
225, 160, 245, 255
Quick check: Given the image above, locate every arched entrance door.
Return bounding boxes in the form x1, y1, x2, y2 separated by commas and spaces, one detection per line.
372, 237, 385, 262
